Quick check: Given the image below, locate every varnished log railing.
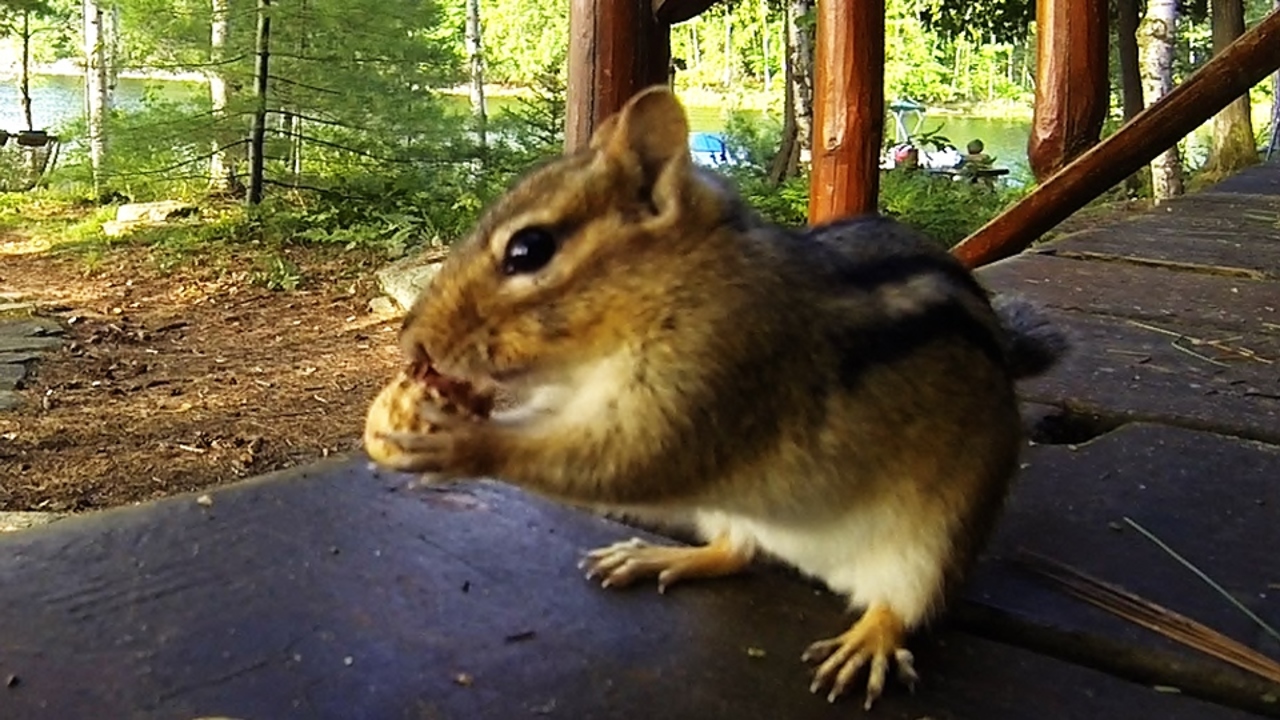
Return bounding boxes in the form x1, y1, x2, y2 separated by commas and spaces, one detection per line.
952, 8, 1280, 269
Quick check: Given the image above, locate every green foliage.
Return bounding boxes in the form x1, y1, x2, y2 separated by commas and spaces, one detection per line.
917, 0, 1033, 44
250, 252, 302, 290
878, 169, 1024, 247
720, 112, 1024, 246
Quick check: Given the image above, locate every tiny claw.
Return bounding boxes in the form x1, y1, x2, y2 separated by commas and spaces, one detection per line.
896, 648, 920, 690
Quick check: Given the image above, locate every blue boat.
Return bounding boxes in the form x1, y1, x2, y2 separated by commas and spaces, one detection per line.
688, 131, 738, 167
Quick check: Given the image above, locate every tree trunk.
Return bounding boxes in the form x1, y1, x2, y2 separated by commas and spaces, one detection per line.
722, 8, 733, 87
768, 30, 798, 184
83, 0, 109, 194
1116, 0, 1143, 119
1272, 0, 1280, 161
247, 0, 271, 205
466, 0, 487, 147
792, 0, 813, 156
209, 0, 232, 190
105, 3, 120, 105
690, 20, 700, 70
768, 0, 813, 184
1116, 0, 1144, 193
1139, 0, 1183, 201
1204, 0, 1257, 174
19, 10, 33, 131
759, 0, 770, 91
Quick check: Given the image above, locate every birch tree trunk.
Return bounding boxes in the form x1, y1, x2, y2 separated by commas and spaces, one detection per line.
1204, 0, 1257, 174
105, 3, 120, 103
791, 0, 813, 157
1272, 0, 1280, 160
83, 0, 109, 193
767, 0, 813, 184
1139, 0, 1183, 201
209, 0, 231, 190
1271, 0, 1280, 160
465, 0, 486, 148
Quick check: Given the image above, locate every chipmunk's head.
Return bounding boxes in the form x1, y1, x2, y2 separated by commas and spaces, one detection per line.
400, 86, 745, 395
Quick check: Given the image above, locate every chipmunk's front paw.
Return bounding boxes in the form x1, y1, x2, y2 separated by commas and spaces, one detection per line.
374, 429, 462, 476
801, 603, 918, 709
374, 403, 488, 479
579, 534, 751, 593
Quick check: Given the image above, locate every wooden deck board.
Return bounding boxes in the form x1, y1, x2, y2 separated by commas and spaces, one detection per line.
1044, 167, 1280, 276
977, 424, 1280, 660
0, 456, 1265, 720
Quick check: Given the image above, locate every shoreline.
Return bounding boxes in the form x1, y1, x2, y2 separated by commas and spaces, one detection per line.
3, 62, 1272, 127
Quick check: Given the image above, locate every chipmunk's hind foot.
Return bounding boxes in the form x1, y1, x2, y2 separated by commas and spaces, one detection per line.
802, 602, 919, 709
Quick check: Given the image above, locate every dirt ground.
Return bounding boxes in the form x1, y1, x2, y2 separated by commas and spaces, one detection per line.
0, 233, 406, 513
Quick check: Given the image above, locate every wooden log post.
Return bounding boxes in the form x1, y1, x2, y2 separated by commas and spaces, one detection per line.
952, 8, 1280, 269
1028, 0, 1109, 181
808, 0, 885, 224
565, 0, 672, 152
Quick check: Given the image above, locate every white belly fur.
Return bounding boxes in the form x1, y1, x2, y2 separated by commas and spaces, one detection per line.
695, 502, 950, 629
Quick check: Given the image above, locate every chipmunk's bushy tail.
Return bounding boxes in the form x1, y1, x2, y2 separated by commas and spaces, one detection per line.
990, 295, 1070, 380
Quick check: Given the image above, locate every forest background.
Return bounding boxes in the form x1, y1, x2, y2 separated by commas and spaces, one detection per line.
0, 0, 1277, 273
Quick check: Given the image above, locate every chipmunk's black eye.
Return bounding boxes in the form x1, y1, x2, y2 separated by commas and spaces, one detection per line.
501, 226, 557, 276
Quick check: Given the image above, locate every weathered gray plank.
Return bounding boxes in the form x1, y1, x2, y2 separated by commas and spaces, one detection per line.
1045, 190, 1280, 276
0, 459, 1255, 720
972, 420, 1274, 638
978, 253, 1280, 335
1202, 164, 1280, 196
1008, 309, 1279, 441
975, 424, 1280, 672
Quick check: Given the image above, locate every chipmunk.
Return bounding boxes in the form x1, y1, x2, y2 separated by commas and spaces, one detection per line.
373, 86, 1067, 709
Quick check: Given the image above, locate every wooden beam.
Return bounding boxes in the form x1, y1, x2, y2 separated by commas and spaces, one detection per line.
808, 0, 885, 224
951, 8, 1280, 269
1027, 0, 1109, 181
566, 0, 672, 153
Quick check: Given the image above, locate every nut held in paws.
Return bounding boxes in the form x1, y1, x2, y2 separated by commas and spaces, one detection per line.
363, 361, 493, 467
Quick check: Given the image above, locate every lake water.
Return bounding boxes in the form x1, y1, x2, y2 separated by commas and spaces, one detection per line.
3, 74, 1036, 179
0, 74, 202, 132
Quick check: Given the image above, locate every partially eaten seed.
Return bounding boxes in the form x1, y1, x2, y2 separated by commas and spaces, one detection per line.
363, 361, 494, 467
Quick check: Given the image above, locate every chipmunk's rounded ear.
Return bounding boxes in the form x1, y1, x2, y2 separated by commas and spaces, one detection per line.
591, 86, 691, 188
